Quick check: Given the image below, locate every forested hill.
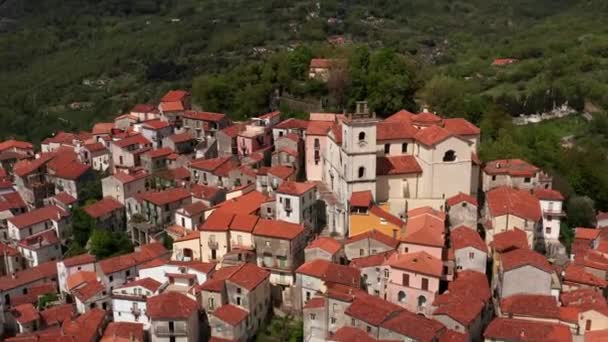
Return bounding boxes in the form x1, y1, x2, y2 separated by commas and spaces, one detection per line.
1, 0, 608, 142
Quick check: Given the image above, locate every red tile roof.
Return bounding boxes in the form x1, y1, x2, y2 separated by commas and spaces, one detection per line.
533, 187, 564, 201
101, 322, 144, 342
501, 248, 553, 273
267, 165, 295, 180
131, 104, 156, 113
225, 263, 269, 290
564, 264, 607, 288
484, 318, 572, 342
0, 139, 33, 152
62, 253, 96, 268
439, 330, 469, 342
275, 118, 309, 130
190, 156, 232, 172
62, 308, 107, 341
486, 186, 541, 221
382, 309, 445, 340
147, 291, 198, 319
306, 237, 342, 255
99, 243, 167, 274
139, 188, 190, 206
39, 304, 75, 326
72, 280, 105, 302
12, 154, 54, 177
385, 251, 443, 277
296, 259, 360, 287
9, 205, 68, 229
48, 155, 91, 180
443, 118, 480, 136
376, 120, 418, 141
161, 90, 189, 103
492, 228, 529, 253
303, 296, 326, 310
183, 111, 226, 122
500, 294, 561, 320
350, 250, 397, 269
329, 327, 381, 342
11, 282, 57, 307
116, 277, 162, 292
18, 229, 59, 250
66, 271, 97, 291
12, 303, 40, 324
414, 125, 453, 146
54, 192, 77, 206
168, 132, 194, 144
92, 122, 115, 135
114, 134, 151, 148
276, 181, 317, 196
84, 197, 124, 218
0, 192, 27, 212
575, 227, 601, 241
345, 293, 402, 326
253, 219, 305, 240
142, 119, 170, 130
350, 190, 373, 208
215, 191, 268, 215
446, 192, 478, 207
229, 214, 259, 232
0, 242, 19, 256
346, 229, 400, 249
586, 330, 608, 342
180, 201, 207, 216
376, 155, 422, 175
310, 58, 333, 69
212, 304, 248, 326
402, 211, 444, 247
306, 121, 333, 136
451, 226, 486, 253
190, 184, 222, 200
560, 288, 607, 308
484, 159, 539, 177
200, 211, 233, 231
145, 147, 173, 159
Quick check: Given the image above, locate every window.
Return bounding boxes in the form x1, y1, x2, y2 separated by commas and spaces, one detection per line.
331, 317, 336, 324
421, 278, 429, 291
398, 291, 406, 303
443, 150, 456, 162
402, 143, 408, 153
358, 167, 365, 178
359, 132, 366, 141
351, 318, 356, 326
547, 216, 553, 222
236, 297, 241, 305
359, 249, 364, 256
310, 313, 316, 320
524, 177, 531, 183
492, 175, 496, 181
402, 273, 409, 286
469, 252, 475, 260
109, 276, 113, 282
546, 227, 552, 234
265, 241, 271, 247
366, 326, 371, 333
384, 269, 389, 278
418, 295, 427, 308
384, 144, 390, 154
306, 292, 311, 301
126, 270, 130, 277
236, 288, 242, 294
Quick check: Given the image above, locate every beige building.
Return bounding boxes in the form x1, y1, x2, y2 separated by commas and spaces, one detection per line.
147, 291, 200, 342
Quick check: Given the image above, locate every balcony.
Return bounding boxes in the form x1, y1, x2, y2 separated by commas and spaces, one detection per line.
543, 209, 565, 216
208, 240, 219, 249
155, 325, 188, 337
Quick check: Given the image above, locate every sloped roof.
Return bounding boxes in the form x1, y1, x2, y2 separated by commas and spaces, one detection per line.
484, 318, 572, 342
446, 192, 478, 207
501, 248, 552, 273
484, 159, 539, 177
451, 226, 486, 253
486, 186, 541, 221
346, 229, 400, 249
253, 219, 305, 240
84, 197, 123, 218
306, 237, 342, 255
296, 259, 360, 287
147, 292, 198, 319
376, 155, 422, 176
385, 251, 443, 277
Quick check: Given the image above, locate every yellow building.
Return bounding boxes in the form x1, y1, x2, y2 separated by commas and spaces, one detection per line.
349, 191, 404, 238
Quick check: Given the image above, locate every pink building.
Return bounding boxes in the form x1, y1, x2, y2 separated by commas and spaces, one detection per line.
385, 251, 442, 316
236, 125, 272, 157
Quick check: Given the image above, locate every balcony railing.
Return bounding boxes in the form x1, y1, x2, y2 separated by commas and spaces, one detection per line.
155, 325, 188, 337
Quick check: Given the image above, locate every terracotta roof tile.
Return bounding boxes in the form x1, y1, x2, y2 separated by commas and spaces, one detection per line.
84, 197, 124, 218
101, 322, 144, 342
0, 261, 57, 291
183, 111, 226, 122
12, 303, 40, 324
484, 159, 539, 177
54, 192, 77, 206
296, 260, 360, 287
72, 280, 105, 302
253, 219, 305, 240
500, 294, 560, 320
190, 184, 222, 200
376, 120, 418, 141
114, 134, 151, 148
402, 212, 444, 247
200, 211, 233, 231
40, 304, 75, 326
139, 188, 190, 206
212, 304, 248, 326
385, 251, 443, 277
147, 292, 198, 319
229, 214, 259, 232
329, 327, 381, 342
306, 121, 333, 136
116, 277, 162, 292
443, 118, 480, 136
9, 205, 68, 229
533, 187, 564, 201
346, 229, 400, 249
492, 228, 529, 253
0, 139, 33, 152
350, 250, 397, 269
484, 318, 572, 342
376, 155, 422, 175
414, 125, 452, 146
267, 165, 295, 180
99, 243, 167, 274
564, 264, 607, 288
446, 192, 478, 207
17, 229, 59, 250
486, 186, 541, 221
345, 293, 402, 326
306, 237, 342, 255
181, 201, 207, 216
382, 310, 445, 340
275, 118, 309, 130
439, 330, 469, 342
161, 90, 189, 103
350, 191, 373, 208
144, 147, 173, 159
62, 308, 107, 341
190, 156, 232, 172
215, 191, 268, 215
226, 263, 269, 290
501, 248, 552, 273
575, 227, 601, 241
277, 181, 317, 196
451, 227, 486, 253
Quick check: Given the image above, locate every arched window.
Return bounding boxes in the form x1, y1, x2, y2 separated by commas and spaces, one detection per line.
418, 295, 427, 308
359, 132, 366, 141
398, 291, 406, 303
358, 167, 365, 178
443, 150, 456, 162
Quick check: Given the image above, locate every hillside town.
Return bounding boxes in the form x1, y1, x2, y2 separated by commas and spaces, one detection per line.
0, 73, 606, 342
